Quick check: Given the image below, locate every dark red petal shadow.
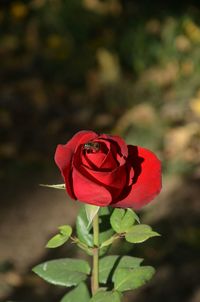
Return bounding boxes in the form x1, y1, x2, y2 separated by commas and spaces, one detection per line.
98, 134, 128, 164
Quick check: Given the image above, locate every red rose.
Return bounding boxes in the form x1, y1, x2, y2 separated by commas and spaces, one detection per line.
54, 130, 161, 209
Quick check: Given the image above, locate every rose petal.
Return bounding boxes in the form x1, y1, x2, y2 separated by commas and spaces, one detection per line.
72, 166, 112, 206
100, 148, 119, 170
81, 135, 127, 170
80, 164, 128, 200
74, 144, 106, 171
73, 131, 98, 150
54, 130, 98, 199
73, 142, 127, 197
81, 152, 105, 169
84, 139, 120, 170
84, 151, 107, 168
98, 139, 121, 169
54, 144, 75, 199
98, 134, 128, 164
113, 146, 162, 209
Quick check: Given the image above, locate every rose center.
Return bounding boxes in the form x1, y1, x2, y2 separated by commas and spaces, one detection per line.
81, 141, 110, 169
83, 141, 100, 154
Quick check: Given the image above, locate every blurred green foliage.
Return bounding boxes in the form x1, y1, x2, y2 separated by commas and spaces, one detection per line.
0, 0, 200, 181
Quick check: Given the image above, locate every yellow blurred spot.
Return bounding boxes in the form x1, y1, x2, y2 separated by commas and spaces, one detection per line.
139, 62, 178, 88
175, 35, 191, 52
5, 271, 23, 287
97, 48, 121, 84
0, 143, 17, 158
11, 2, 28, 19
83, 0, 121, 15
190, 97, 200, 116
47, 35, 63, 49
114, 103, 157, 135
184, 19, 200, 43
46, 35, 70, 60
165, 123, 200, 161
146, 19, 161, 35
180, 60, 194, 76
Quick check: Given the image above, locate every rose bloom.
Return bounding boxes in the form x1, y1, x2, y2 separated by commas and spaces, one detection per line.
55, 131, 161, 209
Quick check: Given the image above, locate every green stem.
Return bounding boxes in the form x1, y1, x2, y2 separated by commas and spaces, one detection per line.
92, 212, 99, 295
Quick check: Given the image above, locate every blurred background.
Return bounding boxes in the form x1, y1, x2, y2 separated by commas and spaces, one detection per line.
0, 0, 200, 301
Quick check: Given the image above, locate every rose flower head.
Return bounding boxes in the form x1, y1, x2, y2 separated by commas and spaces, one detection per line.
55, 130, 162, 209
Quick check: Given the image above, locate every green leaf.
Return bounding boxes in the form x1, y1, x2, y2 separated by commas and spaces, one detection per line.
46, 234, 70, 248
110, 208, 136, 233
46, 225, 72, 248
76, 206, 114, 255
59, 225, 72, 236
114, 266, 155, 292
90, 290, 122, 302
32, 259, 90, 287
85, 204, 100, 228
61, 282, 90, 302
99, 255, 143, 284
116, 256, 143, 269
100, 235, 117, 248
99, 255, 119, 283
125, 224, 160, 243
40, 183, 65, 189
127, 209, 140, 224
76, 205, 93, 247
98, 207, 114, 248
